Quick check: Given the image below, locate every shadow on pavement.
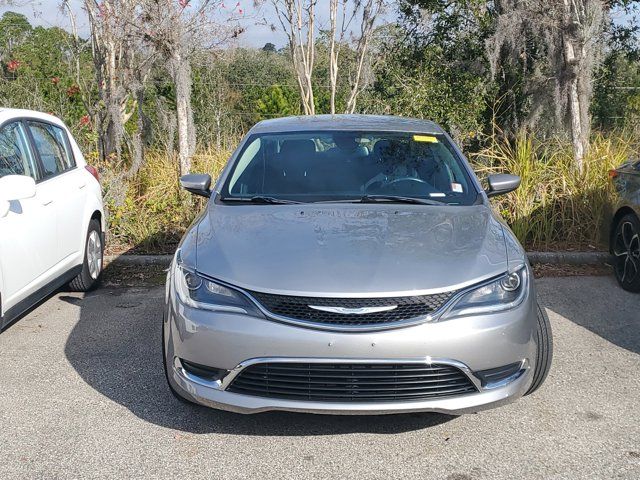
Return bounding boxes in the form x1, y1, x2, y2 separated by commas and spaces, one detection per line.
62, 265, 456, 435
536, 274, 640, 355
60, 264, 640, 434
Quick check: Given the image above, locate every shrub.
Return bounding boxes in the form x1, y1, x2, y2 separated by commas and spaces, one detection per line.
100, 147, 229, 253
472, 130, 638, 250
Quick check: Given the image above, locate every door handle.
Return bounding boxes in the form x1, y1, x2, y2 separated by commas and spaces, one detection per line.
41, 199, 53, 206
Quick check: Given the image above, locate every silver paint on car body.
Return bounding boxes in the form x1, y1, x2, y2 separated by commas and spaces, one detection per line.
164, 114, 539, 415
194, 204, 509, 296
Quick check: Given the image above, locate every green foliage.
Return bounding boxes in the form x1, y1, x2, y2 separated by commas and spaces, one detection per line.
362, 3, 492, 143
0, 13, 94, 148
256, 85, 297, 119
0, 12, 32, 56
593, 52, 640, 131
363, 37, 486, 144
190, 48, 299, 145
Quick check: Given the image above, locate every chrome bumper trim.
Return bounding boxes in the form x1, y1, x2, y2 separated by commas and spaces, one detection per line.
175, 355, 531, 395
170, 356, 532, 415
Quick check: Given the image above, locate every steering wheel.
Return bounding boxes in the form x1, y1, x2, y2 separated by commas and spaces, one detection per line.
385, 177, 429, 188
366, 176, 436, 196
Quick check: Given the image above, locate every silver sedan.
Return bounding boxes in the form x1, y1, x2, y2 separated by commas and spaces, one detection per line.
163, 115, 553, 415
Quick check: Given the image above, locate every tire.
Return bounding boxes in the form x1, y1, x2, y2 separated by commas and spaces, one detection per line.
68, 219, 103, 292
612, 213, 640, 293
525, 303, 553, 395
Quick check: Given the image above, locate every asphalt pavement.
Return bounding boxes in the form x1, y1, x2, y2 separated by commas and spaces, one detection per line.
0, 275, 638, 479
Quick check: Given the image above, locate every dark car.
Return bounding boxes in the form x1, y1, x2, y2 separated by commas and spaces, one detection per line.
610, 159, 640, 292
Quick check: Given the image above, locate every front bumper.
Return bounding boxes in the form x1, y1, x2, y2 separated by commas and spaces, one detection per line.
163, 282, 538, 415
169, 356, 531, 415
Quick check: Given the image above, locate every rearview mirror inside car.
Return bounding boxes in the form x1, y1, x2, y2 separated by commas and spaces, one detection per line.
486, 174, 521, 198
180, 173, 212, 198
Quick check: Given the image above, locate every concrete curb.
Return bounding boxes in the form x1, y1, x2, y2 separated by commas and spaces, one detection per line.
105, 254, 172, 266
105, 251, 611, 267
527, 251, 611, 265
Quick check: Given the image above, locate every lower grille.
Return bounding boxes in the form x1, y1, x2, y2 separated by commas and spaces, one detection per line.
226, 362, 477, 402
247, 291, 456, 327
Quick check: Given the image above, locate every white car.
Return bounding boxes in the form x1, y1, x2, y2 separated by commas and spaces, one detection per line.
0, 109, 105, 330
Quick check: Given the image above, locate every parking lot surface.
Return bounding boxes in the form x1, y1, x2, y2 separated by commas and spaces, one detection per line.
0, 275, 638, 479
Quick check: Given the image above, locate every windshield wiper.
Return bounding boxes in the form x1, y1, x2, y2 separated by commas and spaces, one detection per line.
358, 194, 448, 206
222, 195, 303, 205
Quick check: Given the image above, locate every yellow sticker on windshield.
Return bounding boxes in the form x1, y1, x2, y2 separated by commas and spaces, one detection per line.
413, 135, 439, 143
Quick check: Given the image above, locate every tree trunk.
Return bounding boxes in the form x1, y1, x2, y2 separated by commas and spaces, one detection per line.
329, 0, 339, 115
128, 88, 147, 177
567, 73, 586, 173
277, 0, 317, 115
561, 0, 592, 174
344, 0, 382, 114
171, 52, 196, 176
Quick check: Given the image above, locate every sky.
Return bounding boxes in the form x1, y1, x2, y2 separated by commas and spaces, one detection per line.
0, 0, 339, 49
0, 0, 636, 49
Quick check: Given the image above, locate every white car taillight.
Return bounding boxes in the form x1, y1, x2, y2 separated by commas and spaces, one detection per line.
85, 165, 100, 183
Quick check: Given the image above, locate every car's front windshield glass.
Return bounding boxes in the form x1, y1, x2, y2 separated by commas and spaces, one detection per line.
221, 130, 478, 205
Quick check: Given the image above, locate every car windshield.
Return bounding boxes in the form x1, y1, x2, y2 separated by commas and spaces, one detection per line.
221, 130, 478, 205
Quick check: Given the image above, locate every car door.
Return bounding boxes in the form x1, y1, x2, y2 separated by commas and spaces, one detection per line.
0, 121, 59, 316
26, 120, 86, 263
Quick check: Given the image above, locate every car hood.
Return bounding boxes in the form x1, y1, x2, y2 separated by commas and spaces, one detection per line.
191, 203, 510, 296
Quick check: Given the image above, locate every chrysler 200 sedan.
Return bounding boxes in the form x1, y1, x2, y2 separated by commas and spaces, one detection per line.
163, 115, 553, 415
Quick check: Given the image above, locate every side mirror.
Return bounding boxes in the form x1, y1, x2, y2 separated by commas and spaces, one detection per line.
180, 173, 212, 198
0, 175, 36, 218
0, 175, 36, 202
486, 174, 521, 198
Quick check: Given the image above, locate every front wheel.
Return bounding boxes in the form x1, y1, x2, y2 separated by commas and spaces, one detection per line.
525, 303, 553, 395
612, 213, 640, 293
68, 219, 103, 292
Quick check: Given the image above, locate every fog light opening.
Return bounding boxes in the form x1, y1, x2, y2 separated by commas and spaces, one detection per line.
180, 359, 228, 382
475, 361, 525, 389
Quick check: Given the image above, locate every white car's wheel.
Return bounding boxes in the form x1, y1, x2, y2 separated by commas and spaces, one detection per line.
68, 219, 103, 292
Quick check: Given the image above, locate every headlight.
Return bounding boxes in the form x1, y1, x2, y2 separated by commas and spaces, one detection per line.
441, 266, 528, 319
174, 261, 263, 316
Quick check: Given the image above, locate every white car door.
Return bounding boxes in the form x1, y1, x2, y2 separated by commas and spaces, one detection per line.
26, 120, 86, 264
0, 121, 59, 314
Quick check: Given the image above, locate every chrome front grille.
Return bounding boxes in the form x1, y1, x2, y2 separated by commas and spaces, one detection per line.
247, 291, 456, 327
226, 362, 477, 402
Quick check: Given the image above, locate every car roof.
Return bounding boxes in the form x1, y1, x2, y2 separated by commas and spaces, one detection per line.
249, 114, 444, 135
0, 107, 65, 126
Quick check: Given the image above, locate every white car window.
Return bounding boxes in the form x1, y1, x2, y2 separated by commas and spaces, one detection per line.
27, 121, 75, 179
0, 122, 38, 180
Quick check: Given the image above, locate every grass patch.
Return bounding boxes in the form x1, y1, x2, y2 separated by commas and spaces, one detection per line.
472, 130, 637, 250
100, 148, 229, 253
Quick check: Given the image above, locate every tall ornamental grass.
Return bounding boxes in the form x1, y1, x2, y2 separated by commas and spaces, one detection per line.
100, 147, 229, 252
472, 130, 638, 250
